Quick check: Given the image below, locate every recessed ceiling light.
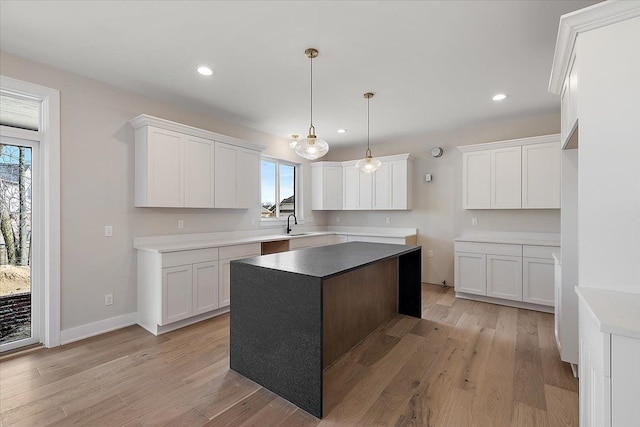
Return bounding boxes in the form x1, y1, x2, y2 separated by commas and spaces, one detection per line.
492, 93, 507, 101
197, 66, 213, 76
337, 129, 347, 133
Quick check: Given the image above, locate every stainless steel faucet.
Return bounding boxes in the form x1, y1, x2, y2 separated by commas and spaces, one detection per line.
286, 214, 297, 234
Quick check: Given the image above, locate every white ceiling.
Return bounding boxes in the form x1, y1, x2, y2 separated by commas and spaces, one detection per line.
0, 0, 599, 148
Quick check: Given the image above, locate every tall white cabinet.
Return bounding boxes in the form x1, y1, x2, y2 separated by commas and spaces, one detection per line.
549, 2, 640, 424
130, 115, 264, 209
459, 134, 560, 209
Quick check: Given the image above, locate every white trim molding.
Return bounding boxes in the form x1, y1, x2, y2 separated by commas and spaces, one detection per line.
549, 1, 640, 94
60, 312, 137, 345
0, 75, 61, 348
129, 114, 266, 152
457, 134, 560, 153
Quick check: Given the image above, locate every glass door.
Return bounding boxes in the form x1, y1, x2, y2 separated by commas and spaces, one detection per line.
0, 140, 39, 351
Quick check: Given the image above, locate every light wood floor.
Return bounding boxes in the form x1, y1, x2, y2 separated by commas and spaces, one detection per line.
0, 284, 578, 426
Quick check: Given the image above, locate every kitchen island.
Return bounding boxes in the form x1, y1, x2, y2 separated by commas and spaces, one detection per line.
229, 242, 421, 418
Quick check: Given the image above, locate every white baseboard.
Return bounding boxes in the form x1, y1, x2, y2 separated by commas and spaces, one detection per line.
455, 291, 554, 314
60, 312, 137, 345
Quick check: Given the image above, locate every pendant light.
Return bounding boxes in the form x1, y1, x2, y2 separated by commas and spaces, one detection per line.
356, 92, 382, 174
295, 48, 329, 160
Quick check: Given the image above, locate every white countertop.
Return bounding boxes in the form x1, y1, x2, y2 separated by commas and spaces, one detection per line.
576, 287, 640, 339
455, 231, 560, 247
134, 227, 417, 253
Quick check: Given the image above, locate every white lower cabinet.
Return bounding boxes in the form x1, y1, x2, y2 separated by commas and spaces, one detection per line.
192, 261, 220, 315
138, 248, 223, 335
486, 255, 522, 301
454, 252, 486, 295
161, 265, 193, 324
454, 240, 558, 310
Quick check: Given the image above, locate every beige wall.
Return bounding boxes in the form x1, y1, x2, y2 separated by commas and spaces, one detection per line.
0, 52, 327, 331
326, 114, 561, 286
0, 51, 562, 333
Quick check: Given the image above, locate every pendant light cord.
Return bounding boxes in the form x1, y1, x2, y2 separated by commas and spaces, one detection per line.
367, 96, 370, 151
309, 53, 314, 131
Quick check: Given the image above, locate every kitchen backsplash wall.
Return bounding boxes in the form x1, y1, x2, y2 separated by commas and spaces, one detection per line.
326, 113, 561, 286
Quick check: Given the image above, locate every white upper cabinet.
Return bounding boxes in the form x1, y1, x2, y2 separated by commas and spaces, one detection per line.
184, 135, 215, 208
311, 162, 343, 210
135, 126, 185, 207
343, 165, 358, 210
215, 143, 260, 209
462, 151, 491, 209
522, 142, 561, 208
316, 154, 413, 211
490, 146, 522, 209
459, 134, 560, 210
130, 115, 264, 209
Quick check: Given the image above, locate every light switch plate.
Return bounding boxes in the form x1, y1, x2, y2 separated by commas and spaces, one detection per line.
104, 225, 113, 237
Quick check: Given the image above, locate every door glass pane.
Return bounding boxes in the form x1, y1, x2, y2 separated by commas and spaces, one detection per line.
0, 144, 32, 345
0, 94, 40, 131
279, 163, 295, 216
261, 159, 276, 218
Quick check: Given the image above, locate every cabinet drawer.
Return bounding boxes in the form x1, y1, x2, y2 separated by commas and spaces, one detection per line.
219, 243, 261, 260
455, 241, 521, 257
162, 248, 219, 268
523, 245, 558, 260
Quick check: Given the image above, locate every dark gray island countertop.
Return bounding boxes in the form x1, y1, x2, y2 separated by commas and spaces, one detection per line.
232, 241, 420, 279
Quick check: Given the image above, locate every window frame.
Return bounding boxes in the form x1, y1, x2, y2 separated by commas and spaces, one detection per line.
260, 155, 301, 223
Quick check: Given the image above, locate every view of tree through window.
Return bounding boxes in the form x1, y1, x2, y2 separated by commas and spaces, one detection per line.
261, 159, 296, 218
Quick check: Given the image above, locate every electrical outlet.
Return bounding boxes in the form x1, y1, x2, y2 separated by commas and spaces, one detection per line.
472, 217, 478, 226
386, 217, 391, 224
428, 250, 434, 258
105, 293, 113, 306
178, 219, 184, 229
336, 215, 340, 223
104, 225, 113, 237
250, 217, 256, 226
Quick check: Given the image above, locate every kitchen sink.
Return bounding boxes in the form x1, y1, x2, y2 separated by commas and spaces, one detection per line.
285, 232, 311, 236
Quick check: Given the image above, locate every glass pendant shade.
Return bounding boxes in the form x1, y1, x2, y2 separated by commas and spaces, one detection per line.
357, 92, 380, 173
289, 135, 300, 149
356, 149, 382, 174
294, 134, 329, 160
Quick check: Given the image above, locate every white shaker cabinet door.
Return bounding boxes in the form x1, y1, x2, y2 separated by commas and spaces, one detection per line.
454, 252, 487, 296
146, 127, 184, 207
523, 257, 555, 306
490, 146, 521, 209
373, 162, 390, 210
214, 142, 239, 208
161, 265, 193, 325
522, 142, 560, 209
192, 261, 219, 315
238, 148, 260, 209
486, 254, 522, 301
184, 135, 215, 208
462, 151, 491, 209
343, 166, 359, 210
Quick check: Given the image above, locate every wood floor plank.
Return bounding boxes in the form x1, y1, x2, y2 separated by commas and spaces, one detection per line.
544, 384, 579, 427
205, 388, 275, 427
511, 402, 551, 427
319, 332, 423, 425
0, 285, 578, 426
513, 310, 547, 411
